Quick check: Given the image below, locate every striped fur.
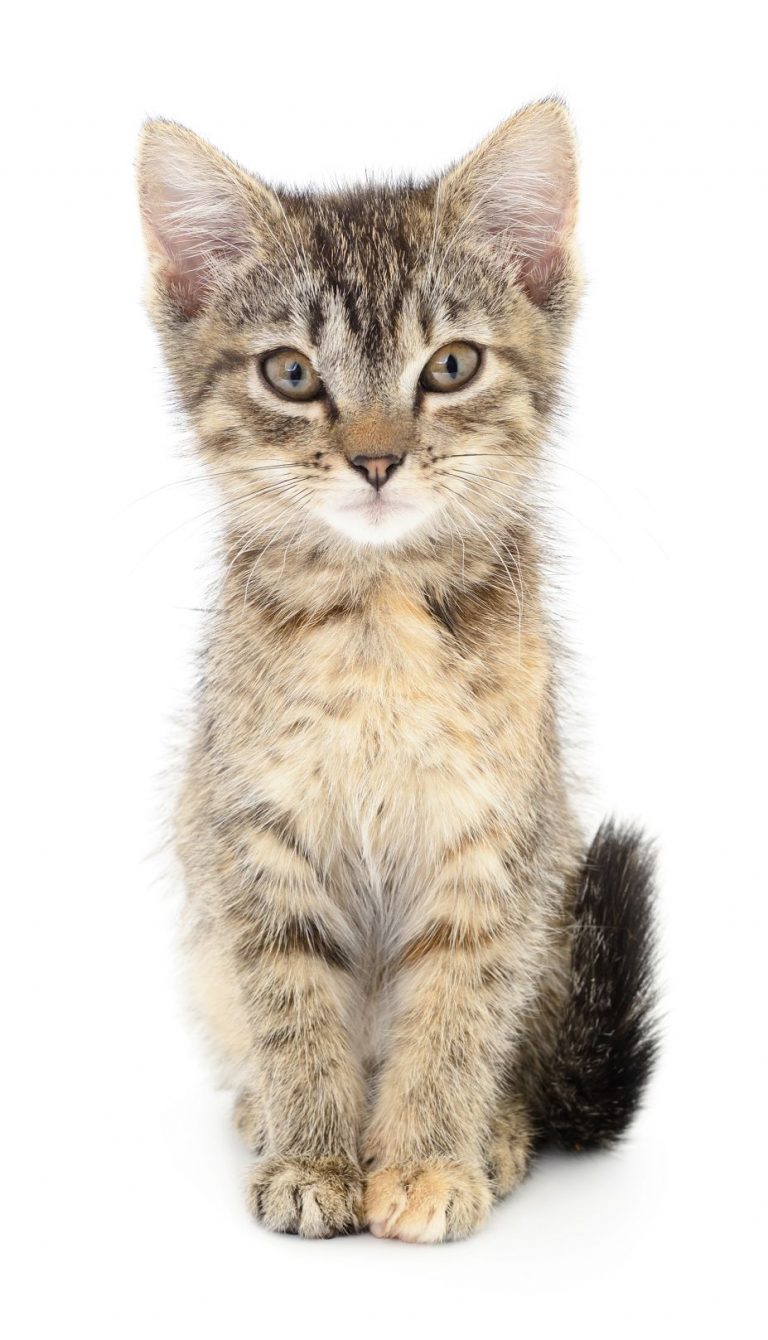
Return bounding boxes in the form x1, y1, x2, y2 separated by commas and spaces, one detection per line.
138, 100, 656, 1242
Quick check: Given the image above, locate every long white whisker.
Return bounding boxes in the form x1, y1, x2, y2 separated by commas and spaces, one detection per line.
131, 478, 307, 572
125, 463, 307, 509
242, 494, 313, 612
436, 483, 526, 647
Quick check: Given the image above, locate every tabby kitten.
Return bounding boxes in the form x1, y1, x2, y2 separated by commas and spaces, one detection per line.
138, 100, 656, 1242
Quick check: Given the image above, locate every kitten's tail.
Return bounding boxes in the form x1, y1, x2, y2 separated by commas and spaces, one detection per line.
538, 821, 659, 1149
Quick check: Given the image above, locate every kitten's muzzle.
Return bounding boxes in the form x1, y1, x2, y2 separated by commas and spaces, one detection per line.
348, 453, 405, 491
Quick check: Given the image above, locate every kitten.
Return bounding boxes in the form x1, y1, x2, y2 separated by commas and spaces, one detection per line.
138, 100, 657, 1243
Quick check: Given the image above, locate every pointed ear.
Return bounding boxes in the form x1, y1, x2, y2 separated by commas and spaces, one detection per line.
444, 100, 579, 307
137, 119, 273, 316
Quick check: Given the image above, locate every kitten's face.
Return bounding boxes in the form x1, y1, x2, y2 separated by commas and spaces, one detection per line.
139, 105, 579, 558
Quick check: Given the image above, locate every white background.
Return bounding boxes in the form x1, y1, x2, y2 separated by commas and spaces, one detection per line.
2, 3, 766, 1338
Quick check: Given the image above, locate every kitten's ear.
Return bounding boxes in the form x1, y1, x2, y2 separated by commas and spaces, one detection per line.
444, 100, 578, 306
137, 119, 274, 316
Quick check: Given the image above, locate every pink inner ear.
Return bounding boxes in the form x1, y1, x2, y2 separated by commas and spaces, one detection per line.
516, 244, 569, 307
457, 110, 577, 306
481, 171, 573, 304
141, 149, 251, 315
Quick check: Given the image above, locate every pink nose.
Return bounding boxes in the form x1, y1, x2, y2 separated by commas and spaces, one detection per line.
349, 453, 404, 490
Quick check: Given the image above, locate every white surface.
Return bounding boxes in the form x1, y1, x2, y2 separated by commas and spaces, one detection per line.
2, 3, 765, 1338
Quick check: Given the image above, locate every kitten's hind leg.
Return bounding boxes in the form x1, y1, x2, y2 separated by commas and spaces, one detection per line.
484, 1098, 533, 1200
233, 1088, 267, 1154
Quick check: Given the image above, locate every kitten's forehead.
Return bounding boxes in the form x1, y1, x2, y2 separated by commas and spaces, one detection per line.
293, 185, 434, 367
233, 181, 488, 372
299, 184, 431, 291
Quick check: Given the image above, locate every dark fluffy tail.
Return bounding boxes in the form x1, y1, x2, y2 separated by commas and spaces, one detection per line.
538, 821, 659, 1150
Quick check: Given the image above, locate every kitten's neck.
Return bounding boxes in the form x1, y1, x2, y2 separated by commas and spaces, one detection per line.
217, 516, 541, 630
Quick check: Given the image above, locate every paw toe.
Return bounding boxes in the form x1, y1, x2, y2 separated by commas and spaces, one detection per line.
248, 1156, 363, 1238
364, 1161, 491, 1243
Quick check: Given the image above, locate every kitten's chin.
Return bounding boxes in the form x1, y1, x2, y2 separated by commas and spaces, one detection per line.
316, 496, 436, 547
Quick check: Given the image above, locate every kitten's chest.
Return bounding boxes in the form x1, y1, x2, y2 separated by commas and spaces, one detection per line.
244, 592, 503, 856
286, 594, 471, 771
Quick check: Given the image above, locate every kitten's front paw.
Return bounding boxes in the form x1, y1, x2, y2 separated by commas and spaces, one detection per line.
247, 1156, 363, 1238
364, 1161, 492, 1243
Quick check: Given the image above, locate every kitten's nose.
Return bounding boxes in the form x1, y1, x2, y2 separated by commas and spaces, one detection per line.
349, 453, 404, 491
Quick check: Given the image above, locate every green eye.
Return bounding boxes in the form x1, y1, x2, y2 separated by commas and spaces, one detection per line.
420, 341, 481, 393
261, 348, 324, 402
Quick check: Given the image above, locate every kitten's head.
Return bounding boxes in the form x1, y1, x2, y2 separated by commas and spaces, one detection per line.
138, 102, 579, 558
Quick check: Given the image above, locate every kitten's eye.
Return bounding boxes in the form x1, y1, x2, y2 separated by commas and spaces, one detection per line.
261, 348, 323, 402
419, 341, 481, 393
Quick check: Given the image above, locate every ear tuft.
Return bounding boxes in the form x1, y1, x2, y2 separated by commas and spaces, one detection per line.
137, 119, 260, 316
445, 99, 579, 306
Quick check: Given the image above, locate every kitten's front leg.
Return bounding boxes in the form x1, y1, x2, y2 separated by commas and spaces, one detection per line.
220, 818, 366, 1237
363, 843, 535, 1242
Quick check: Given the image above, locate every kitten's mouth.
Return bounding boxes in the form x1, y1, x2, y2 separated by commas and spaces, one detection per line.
318, 489, 434, 546
340, 494, 418, 520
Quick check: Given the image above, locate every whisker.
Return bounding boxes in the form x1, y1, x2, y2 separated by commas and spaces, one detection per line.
124, 463, 308, 509
216, 484, 313, 593
442, 466, 630, 559
242, 494, 314, 611
130, 477, 308, 571
435, 482, 526, 646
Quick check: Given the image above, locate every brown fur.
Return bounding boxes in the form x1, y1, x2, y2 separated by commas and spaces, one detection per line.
139, 100, 589, 1241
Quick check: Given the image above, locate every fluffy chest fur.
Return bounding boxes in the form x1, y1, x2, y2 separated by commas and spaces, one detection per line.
203, 573, 552, 893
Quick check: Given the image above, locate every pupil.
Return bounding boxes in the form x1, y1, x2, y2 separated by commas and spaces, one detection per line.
287, 361, 303, 383
445, 353, 459, 378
